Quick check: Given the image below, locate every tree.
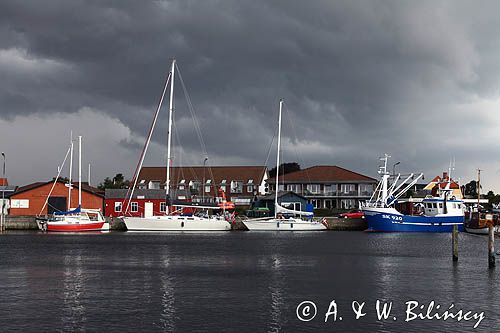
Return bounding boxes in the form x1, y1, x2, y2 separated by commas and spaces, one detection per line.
98, 173, 130, 190
463, 180, 479, 197
269, 162, 301, 177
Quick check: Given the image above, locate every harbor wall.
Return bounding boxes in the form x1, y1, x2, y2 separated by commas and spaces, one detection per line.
4, 215, 38, 230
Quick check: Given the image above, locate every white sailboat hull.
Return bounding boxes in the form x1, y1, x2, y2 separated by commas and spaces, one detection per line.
123, 215, 231, 231
242, 218, 327, 231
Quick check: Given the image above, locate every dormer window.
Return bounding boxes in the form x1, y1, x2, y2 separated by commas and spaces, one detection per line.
205, 179, 212, 193
220, 179, 227, 192
148, 180, 160, 189
231, 180, 243, 194
247, 179, 254, 193
179, 179, 186, 190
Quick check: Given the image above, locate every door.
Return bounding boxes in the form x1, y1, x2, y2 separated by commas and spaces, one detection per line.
48, 197, 67, 214
144, 202, 154, 218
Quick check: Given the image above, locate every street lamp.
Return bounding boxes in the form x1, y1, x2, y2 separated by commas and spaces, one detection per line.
1, 152, 5, 232
392, 161, 401, 176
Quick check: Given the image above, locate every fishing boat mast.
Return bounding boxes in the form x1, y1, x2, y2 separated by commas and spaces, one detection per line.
477, 169, 481, 212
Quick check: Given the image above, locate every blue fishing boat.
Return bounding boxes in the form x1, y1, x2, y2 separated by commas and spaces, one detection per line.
361, 154, 464, 232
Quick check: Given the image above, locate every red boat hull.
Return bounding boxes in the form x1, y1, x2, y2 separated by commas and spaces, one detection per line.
47, 221, 107, 232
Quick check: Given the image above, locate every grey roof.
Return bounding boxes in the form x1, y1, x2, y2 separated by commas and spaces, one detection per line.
0, 186, 18, 198
257, 191, 306, 201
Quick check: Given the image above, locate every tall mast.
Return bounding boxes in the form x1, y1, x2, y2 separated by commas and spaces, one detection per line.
68, 133, 74, 210
165, 59, 176, 214
275, 99, 283, 218
78, 135, 82, 207
477, 169, 481, 212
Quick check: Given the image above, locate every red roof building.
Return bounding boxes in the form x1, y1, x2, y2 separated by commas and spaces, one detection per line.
135, 166, 269, 206
267, 165, 377, 210
9, 180, 104, 216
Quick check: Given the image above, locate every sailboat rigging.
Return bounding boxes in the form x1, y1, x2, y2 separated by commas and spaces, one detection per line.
122, 59, 231, 231
242, 99, 327, 231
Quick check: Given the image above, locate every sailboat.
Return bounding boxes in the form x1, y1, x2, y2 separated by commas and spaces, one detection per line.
242, 99, 327, 231
36, 135, 109, 232
122, 59, 231, 231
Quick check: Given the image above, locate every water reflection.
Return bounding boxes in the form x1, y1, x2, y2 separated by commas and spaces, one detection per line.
158, 249, 176, 331
268, 254, 284, 333
62, 250, 87, 330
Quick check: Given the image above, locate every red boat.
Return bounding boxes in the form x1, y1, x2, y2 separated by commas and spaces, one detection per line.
37, 208, 109, 232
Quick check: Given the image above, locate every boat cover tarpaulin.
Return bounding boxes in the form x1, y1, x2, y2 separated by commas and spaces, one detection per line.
54, 206, 81, 215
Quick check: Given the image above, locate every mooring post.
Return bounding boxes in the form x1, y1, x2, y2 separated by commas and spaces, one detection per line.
488, 225, 495, 268
452, 224, 458, 262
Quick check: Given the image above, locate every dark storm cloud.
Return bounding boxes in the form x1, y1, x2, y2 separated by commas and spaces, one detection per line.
1, 0, 500, 188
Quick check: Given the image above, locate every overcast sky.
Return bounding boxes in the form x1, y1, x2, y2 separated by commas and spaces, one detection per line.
1, 0, 500, 192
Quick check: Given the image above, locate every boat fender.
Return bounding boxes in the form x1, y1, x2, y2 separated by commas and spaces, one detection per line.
181, 221, 184, 228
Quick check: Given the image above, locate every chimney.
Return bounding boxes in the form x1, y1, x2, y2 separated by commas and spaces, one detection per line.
0, 178, 7, 186
442, 172, 448, 180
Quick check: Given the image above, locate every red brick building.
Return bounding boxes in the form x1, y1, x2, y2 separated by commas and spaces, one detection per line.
105, 189, 166, 217
9, 180, 104, 216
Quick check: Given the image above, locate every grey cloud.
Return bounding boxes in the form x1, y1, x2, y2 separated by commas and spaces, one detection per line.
1, 1, 500, 190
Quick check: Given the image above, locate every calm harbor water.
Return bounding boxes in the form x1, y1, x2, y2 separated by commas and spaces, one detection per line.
0, 231, 498, 332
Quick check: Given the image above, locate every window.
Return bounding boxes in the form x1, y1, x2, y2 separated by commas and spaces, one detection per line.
278, 184, 284, 191
114, 202, 122, 213
131, 202, 138, 212
340, 199, 356, 209
179, 179, 186, 190
432, 203, 437, 209
189, 181, 200, 194
311, 199, 321, 208
287, 184, 301, 193
340, 184, 356, 194
220, 180, 227, 193
231, 180, 243, 193
324, 184, 336, 195
359, 184, 373, 196
148, 180, 160, 189
439, 203, 443, 209
205, 179, 212, 193
160, 202, 167, 212
247, 179, 254, 193
306, 184, 320, 194
282, 202, 301, 211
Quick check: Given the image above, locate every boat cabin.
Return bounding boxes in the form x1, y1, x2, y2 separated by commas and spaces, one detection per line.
421, 198, 463, 217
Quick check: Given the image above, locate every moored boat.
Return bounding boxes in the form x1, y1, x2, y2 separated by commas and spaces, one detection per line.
122, 59, 231, 231
37, 135, 109, 232
241, 99, 327, 231
361, 154, 464, 232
